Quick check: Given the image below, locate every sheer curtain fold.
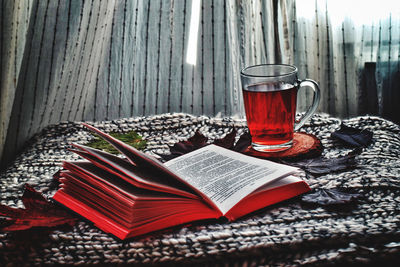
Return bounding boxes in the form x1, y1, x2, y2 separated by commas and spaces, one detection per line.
1, 0, 399, 169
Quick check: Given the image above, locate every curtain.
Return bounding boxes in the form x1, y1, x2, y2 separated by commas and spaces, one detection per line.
1, 0, 399, 169
294, 0, 400, 120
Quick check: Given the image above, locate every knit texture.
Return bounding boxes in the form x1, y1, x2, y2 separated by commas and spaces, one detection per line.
1, 113, 399, 266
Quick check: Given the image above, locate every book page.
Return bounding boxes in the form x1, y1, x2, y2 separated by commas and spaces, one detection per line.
70, 144, 200, 199
164, 144, 299, 214
81, 124, 204, 199
251, 175, 304, 194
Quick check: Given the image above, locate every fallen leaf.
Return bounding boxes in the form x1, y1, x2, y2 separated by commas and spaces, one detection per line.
213, 128, 237, 149
160, 129, 241, 161
87, 130, 147, 154
165, 131, 208, 160
233, 131, 252, 152
331, 124, 373, 147
0, 184, 78, 232
186, 130, 209, 147
283, 152, 357, 176
301, 188, 361, 205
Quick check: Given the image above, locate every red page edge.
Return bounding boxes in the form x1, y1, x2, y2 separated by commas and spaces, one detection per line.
81, 123, 220, 211
53, 190, 221, 240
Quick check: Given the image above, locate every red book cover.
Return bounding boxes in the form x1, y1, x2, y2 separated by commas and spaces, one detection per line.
53, 124, 310, 239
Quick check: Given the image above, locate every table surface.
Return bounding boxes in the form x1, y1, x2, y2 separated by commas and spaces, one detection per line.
1, 113, 399, 266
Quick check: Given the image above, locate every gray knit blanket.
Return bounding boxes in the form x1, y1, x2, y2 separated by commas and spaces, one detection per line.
1, 113, 399, 266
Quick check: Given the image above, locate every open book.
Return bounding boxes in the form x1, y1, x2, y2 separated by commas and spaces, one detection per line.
53, 124, 310, 239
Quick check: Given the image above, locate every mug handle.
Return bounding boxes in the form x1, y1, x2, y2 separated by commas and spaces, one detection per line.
294, 79, 321, 131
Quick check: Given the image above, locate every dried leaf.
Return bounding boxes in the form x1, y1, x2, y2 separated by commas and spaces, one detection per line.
156, 131, 209, 161
301, 188, 361, 205
87, 131, 147, 154
331, 124, 373, 147
0, 184, 78, 232
284, 152, 357, 176
233, 131, 252, 152
170, 131, 208, 154
186, 130, 209, 147
213, 128, 237, 149
160, 129, 241, 161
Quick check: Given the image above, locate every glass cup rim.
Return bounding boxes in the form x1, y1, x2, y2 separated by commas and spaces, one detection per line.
240, 64, 298, 78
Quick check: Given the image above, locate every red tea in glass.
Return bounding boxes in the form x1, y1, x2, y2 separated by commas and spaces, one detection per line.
241, 64, 320, 152
243, 84, 297, 148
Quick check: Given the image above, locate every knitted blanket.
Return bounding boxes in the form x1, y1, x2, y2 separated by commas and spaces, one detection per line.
1, 113, 399, 266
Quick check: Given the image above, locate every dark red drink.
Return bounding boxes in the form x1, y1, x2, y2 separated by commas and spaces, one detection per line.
243, 83, 297, 150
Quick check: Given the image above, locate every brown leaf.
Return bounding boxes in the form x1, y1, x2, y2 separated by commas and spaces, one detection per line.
159, 131, 209, 161
282, 152, 357, 176
233, 131, 252, 152
301, 188, 361, 205
160, 129, 241, 161
331, 124, 373, 147
0, 184, 78, 232
187, 130, 209, 147
213, 128, 237, 149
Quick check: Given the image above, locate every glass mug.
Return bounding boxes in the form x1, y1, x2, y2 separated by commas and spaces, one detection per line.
240, 64, 320, 152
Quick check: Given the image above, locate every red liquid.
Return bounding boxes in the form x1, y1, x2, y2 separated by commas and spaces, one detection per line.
243, 84, 297, 147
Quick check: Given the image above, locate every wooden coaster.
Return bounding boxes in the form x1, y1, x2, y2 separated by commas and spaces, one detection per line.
244, 132, 323, 160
